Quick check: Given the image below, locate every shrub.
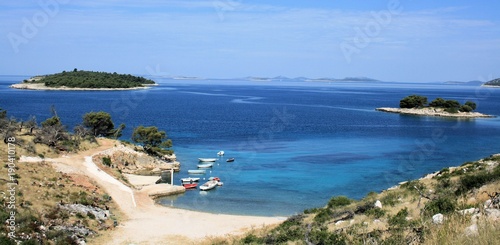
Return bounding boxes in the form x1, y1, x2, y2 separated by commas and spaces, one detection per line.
400, 95, 428, 108
424, 196, 456, 216
328, 196, 353, 208
102, 157, 112, 167
309, 228, 347, 245
242, 234, 262, 244
366, 208, 386, 219
388, 208, 409, 229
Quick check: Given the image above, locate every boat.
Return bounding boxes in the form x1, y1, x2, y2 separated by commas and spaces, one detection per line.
217, 151, 225, 156
199, 180, 218, 191
188, 169, 206, 174
182, 183, 198, 189
209, 177, 220, 181
198, 158, 217, 162
181, 177, 200, 183
226, 158, 235, 162
197, 163, 213, 168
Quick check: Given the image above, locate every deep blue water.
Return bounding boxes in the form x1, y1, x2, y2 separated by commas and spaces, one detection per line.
1, 75, 500, 216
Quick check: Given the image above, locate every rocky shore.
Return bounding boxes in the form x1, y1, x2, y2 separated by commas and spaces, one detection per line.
376, 107, 495, 118
10, 82, 156, 91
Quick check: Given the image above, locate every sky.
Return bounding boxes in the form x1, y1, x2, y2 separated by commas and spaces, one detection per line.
1, 0, 500, 82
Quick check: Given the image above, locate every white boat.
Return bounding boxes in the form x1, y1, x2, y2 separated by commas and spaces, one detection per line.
217, 151, 225, 156
188, 169, 206, 174
198, 158, 217, 162
199, 180, 218, 191
181, 177, 200, 183
197, 163, 213, 168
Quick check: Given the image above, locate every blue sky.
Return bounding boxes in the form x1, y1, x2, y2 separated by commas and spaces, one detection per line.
1, 0, 500, 82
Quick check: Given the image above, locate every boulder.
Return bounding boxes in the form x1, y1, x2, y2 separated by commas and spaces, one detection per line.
485, 208, 500, 221
374, 200, 383, 209
458, 208, 479, 215
432, 213, 444, 224
464, 224, 478, 237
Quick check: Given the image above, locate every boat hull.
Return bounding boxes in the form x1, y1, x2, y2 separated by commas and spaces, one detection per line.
198, 158, 217, 162
188, 170, 206, 174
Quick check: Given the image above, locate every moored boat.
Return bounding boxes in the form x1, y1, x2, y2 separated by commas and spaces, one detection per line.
217, 151, 225, 156
197, 163, 213, 168
226, 158, 235, 162
188, 169, 206, 174
199, 180, 218, 191
182, 183, 198, 189
198, 158, 217, 162
181, 177, 200, 183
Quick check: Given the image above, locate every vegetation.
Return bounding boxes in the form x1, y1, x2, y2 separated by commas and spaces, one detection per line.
132, 126, 173, 156
225, 155, 500, 244
24, 69, 155, 89
399, 94, 477, 113
484, 78, 500, 86
82, 111, 125, 138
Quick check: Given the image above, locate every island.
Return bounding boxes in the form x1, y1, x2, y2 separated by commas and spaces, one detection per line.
483, 78, 500, 87
10, 69, 157, 90
376, 94, 494, 118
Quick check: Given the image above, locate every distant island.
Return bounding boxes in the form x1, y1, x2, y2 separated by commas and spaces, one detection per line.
376, 94, 494, 118
483, 78, 500, 87
10, 69, 156, 90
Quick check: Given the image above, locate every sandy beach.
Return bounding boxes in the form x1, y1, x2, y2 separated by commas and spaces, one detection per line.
35, 138, 284, 244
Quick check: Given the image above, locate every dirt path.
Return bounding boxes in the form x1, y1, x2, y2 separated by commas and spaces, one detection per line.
46, 138, 284, 244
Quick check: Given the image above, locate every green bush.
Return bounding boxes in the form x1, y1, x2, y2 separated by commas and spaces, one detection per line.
424, 196, 456, 216
328, 196, 353, 208
366, 208, 386, 219
388, 208, 409, 229
102, 157, 112, 167
242, 234, 262, 244
309, 228, 347, 245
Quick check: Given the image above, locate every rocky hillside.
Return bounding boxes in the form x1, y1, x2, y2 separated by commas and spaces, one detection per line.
233, 155, 500, 244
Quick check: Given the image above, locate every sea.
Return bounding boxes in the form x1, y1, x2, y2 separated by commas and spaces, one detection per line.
1, 75, 499, 216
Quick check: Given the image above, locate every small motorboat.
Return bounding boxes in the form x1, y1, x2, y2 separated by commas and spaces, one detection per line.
198, 158, 217, 162
199, 180, 218, 191
217, 151, 225, 156
181, 177, 200, 183
209, 177, 221, 182
183, 183, 198, 189
226, 158, 235, 162
188, 169, 206, 174
197, 163, 213, 168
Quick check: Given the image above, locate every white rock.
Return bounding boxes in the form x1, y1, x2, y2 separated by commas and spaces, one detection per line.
335, 220, 344, 226
374, 200, 383, 209
432, 213, 444, 224
464, 224, 478, 237
484, 199, 492, 209
458, 208, 478, 215
485, 209, 500, 221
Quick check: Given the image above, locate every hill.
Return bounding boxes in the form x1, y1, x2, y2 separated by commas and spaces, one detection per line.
484, 78, 500, 87
15, 69, 156, 89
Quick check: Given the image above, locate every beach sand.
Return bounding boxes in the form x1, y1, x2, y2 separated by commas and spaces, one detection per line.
39, 138, 284, 244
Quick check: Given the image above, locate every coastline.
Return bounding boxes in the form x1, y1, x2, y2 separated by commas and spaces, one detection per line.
28, 138, 284, 244
376, 107, 495, 118
10, 82, 157, 91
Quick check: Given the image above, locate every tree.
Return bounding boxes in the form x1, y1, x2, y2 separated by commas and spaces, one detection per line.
132, 126, 173, 156
429, 98, 446, 107
465, 101, 477, 111
460, 105, 473, 112
399, 95, 428, 108
83, 111, 115, 137
444, 100, 460, 109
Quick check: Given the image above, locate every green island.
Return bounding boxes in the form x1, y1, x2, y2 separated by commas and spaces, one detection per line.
376, 95, 495, 118
10, 69, 156, 90
483, 78, 500, 87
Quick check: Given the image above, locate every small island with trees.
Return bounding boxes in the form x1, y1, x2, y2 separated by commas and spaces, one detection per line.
376, 94, 494, 118
483, 78, 500, 87
10, 69, 156, 90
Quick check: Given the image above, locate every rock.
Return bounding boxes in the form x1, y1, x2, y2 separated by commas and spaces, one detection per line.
458, 208, 479, 215
484, 199, 492, 209
432, 213, 444, 224
335, 220, 344, 226
485, 209, 500, 221
374, 200, 383, 209
464, 224, 478, 237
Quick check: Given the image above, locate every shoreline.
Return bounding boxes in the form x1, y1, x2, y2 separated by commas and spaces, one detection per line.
376, 107, 495, 118
10, 82, 157, 91
31, 138, 285, 244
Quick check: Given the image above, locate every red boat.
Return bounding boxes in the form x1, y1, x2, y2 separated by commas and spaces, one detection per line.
183, 183, 198, 189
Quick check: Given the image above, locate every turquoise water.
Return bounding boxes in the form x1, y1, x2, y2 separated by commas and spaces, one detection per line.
1, 76, 500, 216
